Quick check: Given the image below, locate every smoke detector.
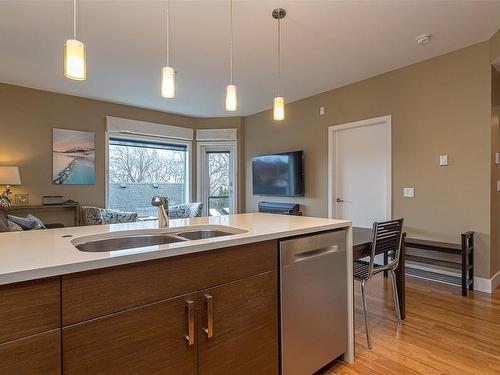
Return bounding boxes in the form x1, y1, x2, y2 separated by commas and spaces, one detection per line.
416, 34, 432, 45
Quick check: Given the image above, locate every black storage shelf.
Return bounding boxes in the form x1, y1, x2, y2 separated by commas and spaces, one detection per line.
404, 232, 474, 296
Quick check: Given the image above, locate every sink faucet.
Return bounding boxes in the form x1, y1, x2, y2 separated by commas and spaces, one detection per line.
151, 196, 169, 228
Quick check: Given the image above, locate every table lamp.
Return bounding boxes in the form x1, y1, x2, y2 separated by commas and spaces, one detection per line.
0, 166, 21, 207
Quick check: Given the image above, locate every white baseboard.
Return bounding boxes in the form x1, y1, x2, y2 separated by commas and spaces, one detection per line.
490, 269, 500, 292
406, 263, 500, 294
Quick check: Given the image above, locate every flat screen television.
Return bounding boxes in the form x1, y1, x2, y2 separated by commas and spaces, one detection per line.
252, 151, 304, 196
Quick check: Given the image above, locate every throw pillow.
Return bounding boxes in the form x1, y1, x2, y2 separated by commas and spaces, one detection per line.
7, 214, 37, 230
100, 209, 138, 224
0, 209, 9, 232
26, 214, 46, 229
7, 220, 23, 231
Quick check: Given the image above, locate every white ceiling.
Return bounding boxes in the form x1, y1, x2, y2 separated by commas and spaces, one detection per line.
1, 1, 499, 118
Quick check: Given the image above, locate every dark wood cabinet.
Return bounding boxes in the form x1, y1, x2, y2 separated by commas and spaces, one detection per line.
62, 241, 277, 325
63, 293, 198, 375
0, 329, 61, 374
1, 240, 280, 374
198, 271, 278, 375
0, 278, 60, 343
62, 272, 278, 375
0, 278, 61, 374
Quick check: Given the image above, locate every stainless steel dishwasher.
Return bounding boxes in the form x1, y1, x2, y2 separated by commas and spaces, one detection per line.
280, 230, 347, 375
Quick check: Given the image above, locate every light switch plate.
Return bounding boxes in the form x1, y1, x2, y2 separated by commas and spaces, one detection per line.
403, 187, 415, 198
496, 153, 500, 165
439, 155, 448, 166
497, 180, 500, 192
319, 106, 325, 115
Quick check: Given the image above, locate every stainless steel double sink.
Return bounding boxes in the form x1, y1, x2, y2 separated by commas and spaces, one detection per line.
72, 227, 246, 253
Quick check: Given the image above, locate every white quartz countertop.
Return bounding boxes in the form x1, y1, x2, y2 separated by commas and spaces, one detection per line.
0, 213, 351, 285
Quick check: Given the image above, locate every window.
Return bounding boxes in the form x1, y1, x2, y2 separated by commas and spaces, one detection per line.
207, 151, 231, 216
197, 141, 237, 216
108, 137, 189, 218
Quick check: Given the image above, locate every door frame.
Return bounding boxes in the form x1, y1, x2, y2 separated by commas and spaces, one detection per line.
327, 115, 392, 221
197, 141, 238, 216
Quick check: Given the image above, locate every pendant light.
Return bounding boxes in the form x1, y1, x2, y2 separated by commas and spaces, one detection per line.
64, 0, 86, 80
272, 8, 286, 121
225, 0, 237, 111
161, 0, 175, 98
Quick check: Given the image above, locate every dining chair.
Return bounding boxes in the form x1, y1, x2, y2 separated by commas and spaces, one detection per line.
353, 218, 404, 350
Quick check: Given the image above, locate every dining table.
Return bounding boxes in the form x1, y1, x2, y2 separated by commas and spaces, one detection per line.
352, 227, 406, 319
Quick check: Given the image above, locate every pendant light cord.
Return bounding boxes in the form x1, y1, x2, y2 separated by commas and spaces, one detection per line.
166, 0, 170, 67
229, 0, 234, 84
73, 0, 77, 40
277, 16, 281, 96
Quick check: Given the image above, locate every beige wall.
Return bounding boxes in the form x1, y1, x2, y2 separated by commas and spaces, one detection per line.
244, 42, 493, 278
490, 28, 500, 63
0, 83, 244, 224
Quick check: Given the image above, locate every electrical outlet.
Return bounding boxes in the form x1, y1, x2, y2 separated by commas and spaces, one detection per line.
403, 187, 415, 198
496, 153, 500, 165
497, 180, 500, 192
439, 155, 448, 166
319, 106, 325, 115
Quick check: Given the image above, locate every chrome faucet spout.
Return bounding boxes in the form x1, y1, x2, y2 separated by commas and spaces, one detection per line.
151, 196, 169, 228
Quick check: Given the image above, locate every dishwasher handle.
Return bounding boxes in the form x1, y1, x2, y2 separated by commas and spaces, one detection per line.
292, 245, 338, 264
280, 230, 346, 267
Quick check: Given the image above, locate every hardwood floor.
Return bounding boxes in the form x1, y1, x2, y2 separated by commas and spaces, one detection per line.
322, 275, 500, 375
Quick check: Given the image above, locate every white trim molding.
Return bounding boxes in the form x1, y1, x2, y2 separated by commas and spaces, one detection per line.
327, 115, 392, 220
106, 116, 193, 141
196, 128, 237, 141
475, 270, 500, 293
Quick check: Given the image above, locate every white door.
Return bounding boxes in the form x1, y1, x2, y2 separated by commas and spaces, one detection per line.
329, 116, 391, 228
197, 142, 237, 216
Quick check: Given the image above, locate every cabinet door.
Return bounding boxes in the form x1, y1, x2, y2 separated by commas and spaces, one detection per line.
198, 271, 278, 375
0, 329, 61, 374
0, 278, 60, 343
63, 294, 198, 375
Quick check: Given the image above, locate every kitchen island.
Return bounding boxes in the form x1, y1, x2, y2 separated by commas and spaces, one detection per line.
0, 213, 353, 374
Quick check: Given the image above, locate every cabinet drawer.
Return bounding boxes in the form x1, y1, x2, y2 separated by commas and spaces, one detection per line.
63, 295, 197, 375
62, 240, 277, 325
0, 278, 61, 343
0, 329, 61, 374
198, 271, 278, 375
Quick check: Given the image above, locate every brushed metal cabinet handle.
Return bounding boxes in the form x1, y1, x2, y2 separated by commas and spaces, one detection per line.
203, 294, 214, 339
184, 299, 195, 346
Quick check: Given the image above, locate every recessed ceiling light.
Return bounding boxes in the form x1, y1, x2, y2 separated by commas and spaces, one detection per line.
416, 34, 432, 45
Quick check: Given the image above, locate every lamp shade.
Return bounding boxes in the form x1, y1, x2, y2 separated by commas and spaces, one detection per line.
64, 39, 86, 80
0, 167, 21, 185
225, 84, 237, 111
161, 66, 176, 98
273, 96, 285, 121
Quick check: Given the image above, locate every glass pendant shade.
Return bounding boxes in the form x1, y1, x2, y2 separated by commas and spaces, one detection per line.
273, 96, 285, 121
225, 84, 237, 111
161, 66, 175, 98
64, 39, 86, 80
